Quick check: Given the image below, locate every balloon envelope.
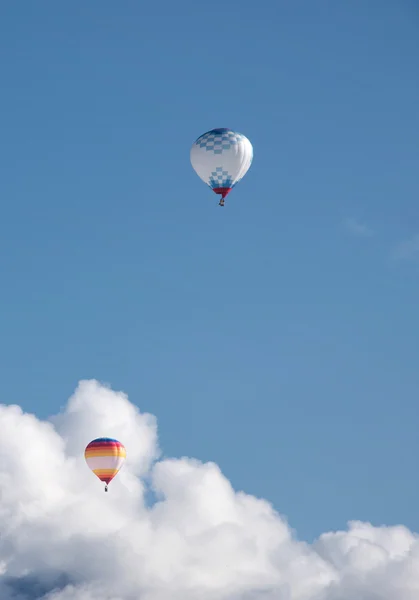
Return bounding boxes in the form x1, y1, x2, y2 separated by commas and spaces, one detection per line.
84, 437, 126, 486
190, 128, 253, 201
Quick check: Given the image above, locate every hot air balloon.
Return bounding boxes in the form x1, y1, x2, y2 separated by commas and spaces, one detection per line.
190, 128, 253, 206
84, 437, 126, 492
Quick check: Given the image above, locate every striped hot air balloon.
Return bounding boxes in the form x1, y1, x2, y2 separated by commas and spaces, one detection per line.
84, 437, 126, 492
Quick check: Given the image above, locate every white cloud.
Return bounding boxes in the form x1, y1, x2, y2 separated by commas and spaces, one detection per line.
0, 380, 418, 599
392, 234, 419, 261
344, 218, 374, 238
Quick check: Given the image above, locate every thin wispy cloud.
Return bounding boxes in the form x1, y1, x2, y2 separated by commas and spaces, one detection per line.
344, 217, 374, 238
392, 234, 419, 261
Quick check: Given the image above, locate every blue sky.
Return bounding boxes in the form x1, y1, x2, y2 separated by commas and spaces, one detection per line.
0, 1, 418, 542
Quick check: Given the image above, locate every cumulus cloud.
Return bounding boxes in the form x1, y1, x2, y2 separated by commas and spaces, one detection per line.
344, 218, 374, 238
0, 380, 418, 600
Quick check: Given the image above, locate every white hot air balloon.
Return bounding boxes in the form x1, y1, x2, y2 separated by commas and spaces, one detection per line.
190, 128, 253, 206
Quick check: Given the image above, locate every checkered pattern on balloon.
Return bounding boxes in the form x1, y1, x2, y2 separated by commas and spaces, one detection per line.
194, 128, 245, 190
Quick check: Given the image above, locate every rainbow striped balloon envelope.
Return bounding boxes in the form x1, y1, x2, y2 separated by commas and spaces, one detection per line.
84, 437, 126, 492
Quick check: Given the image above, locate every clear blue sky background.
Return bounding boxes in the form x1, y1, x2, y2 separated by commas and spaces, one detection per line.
0, 1, 418, 541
